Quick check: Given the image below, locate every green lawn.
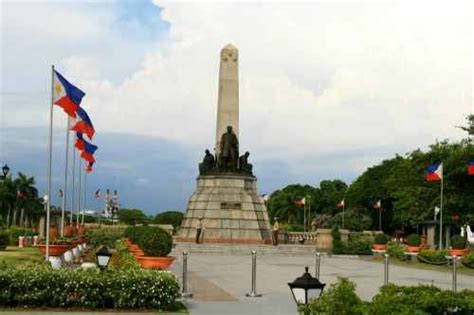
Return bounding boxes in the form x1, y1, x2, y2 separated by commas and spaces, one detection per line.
0, 246, 43, 267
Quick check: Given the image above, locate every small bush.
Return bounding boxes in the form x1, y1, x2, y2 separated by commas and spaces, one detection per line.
88, 228, 124, 249
406, 234, 421, 246
450, 235, 466, 249
287, 224, 304, 232
112, 240, 141, 270
153, 211, 184, 232
6, 227, 34, 245
138, 227, 173, 257
374, 233, 389, 245
461, 252, 474, 268
0, 230, 9, 250
346, 233, 373, 255
417, 249, 448, 265
386, 241, 406, 261
0, 266, 179, 309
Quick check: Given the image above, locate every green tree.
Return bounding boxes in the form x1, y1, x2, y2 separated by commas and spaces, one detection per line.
153, 211, 184, 231
117, 208, 148, 225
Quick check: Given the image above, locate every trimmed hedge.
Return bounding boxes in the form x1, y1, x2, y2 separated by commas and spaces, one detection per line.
406, 234, 421, 246
374, 233, 389, 245
6, 227, 35, 245
417, 249, 448, 265
450, 235, 466, 249
0, 266, 179, 310
88, 228, 125, 249
125, 226, 172, 257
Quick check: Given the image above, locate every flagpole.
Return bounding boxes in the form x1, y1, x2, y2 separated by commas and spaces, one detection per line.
342, 202, 345, 229
77, 159, 82, 227
60, 118, 70, 237
82, 171, 87, 224
303, 199, 306, 234
70, 145, 76, 224
439, 175, 444, 249
45, 65, 54, 262
379, 206, 382, 231
308, 196, 311, 233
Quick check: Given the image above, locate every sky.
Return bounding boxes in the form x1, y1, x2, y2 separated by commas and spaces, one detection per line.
0, 0, 472, 214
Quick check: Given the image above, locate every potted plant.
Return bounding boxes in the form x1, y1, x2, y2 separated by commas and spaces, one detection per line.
37, 237, 73, 256
449, 235, 469, 256
136, 227, 175, 269
405, 234, 422, 252
373, 233, 389, 250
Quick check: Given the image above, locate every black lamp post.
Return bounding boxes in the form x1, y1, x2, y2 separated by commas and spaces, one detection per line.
1, 164, 9, 180
288, 266, 325, 306
96, 246, 112, 269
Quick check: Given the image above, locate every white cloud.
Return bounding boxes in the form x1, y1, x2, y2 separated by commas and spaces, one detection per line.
2, 0, 473, 181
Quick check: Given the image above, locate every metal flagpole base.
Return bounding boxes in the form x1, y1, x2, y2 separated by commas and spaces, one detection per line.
245, 292, 262, 298
180, 292, 193, 299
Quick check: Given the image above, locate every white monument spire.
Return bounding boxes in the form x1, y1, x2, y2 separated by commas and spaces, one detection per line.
215, 44, 239, 152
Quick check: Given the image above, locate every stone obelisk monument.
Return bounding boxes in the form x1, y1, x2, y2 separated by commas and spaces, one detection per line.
178, 44, 271, 244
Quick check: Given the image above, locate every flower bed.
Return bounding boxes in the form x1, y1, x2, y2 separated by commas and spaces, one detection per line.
417, 249, 448, 265
0, 265, 179, 310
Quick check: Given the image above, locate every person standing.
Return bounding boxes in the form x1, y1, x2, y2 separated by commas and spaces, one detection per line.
272, 217, 279, 246
195, 217, 204, 244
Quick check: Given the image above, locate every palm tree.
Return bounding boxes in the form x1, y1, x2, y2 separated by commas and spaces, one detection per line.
13, 173, 38, 227
0, 176, 16, 227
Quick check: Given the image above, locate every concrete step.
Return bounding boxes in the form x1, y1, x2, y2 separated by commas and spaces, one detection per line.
172, 242, 325, 256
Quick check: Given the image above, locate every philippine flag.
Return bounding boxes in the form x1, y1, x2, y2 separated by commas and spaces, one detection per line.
426, 161, 443, 181
71, 106, 95, 140
75, 133, 98, 163
373, 200, 381, 209
53, 71, 85, 118
468, 160, 474, 176
337, 199, 345, 208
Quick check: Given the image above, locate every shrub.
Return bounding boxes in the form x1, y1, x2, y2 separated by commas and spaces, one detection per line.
331, 209, 372, 232
112, 240, 140, 270
304, 278, 364, 315
406, 234, 421, 246
346, 233, 373, 255
0, 230, 9, 250
386, 241, 406, 261
450, 235, 466, 249
287, 224, 304, 232
0, 266, 179, 309
137, 227, 173, 257
417, 249, 448, 265
331, 226, 345, 254
6, 227, 35, 245
461, 252, 474, 268
374, 233, 389, 245
88, 228, 124, 249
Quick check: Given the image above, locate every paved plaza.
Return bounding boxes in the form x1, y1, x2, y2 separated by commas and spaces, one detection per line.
170, 251, 474, 315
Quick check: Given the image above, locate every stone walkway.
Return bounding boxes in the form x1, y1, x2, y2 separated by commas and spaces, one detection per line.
169, 250, 474, 315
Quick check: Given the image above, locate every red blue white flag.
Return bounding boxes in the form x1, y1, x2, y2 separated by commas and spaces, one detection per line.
70, 106, 95, 140
468, 160, 474, 176
373, 200, 381, 209
53, 70, 85, 118
337, 199, 345, 208
294, 198, 305, 206
426, 161, 443, 181
75, 132, 98, 163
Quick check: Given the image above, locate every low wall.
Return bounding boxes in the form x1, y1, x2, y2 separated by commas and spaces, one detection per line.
279, 229, 350, 251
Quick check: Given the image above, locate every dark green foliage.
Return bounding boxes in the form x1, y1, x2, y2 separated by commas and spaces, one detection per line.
450, 235, 466, 249
305, 279, 474, 315
117, 208, 148, 226
88, 228, 124, 249
6, 227, 35, 245
417, 249, 448, 265
461, 252, 474, 268
406, 234, 421, 246
331, 209, 373, 231
287, 224, 304, 232
331, 226, 345, 254
374, 233, 389, 245
137, 226, 173, 257
153, 211, 184, 231
304, 277, 364, 315
0, 265, 179, 309
0, 230, 9, 250
386, 242, 406, 261
346, 233, 373, 255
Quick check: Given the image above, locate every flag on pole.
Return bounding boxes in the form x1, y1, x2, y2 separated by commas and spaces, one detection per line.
59, 189, 64, 197
373, 200, 381, 209
70, 107, 95, 139
261, 194, 270, 204
426, 161, 443, 181
294, 198, 305, 206
53, 70, 85, 118
85, 162, 94, 173
75, 133, 98, 163
337, 199, 345, 208
468, 160, 474, 176
95, 189, 101, 199
16, 189, 25, 198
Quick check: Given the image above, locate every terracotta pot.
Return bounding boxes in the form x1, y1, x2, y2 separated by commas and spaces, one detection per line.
77, 224, 86, 236
372, 244, 387, 250
64, 225, 74, 237
406, 245, 422, 253
448, 249, 470, 256
37, 244, 71, 257
128, 244, 141, 251
49, 225, 58, 241
137, 256, 175, 270
130, 248, 145, 257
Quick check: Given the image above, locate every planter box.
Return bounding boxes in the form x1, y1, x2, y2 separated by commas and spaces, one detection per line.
406, 245, 422, 253
448, 249, 470, 257
137, 256, 175, 270
37, 244, 71, 257
372, 244, 387, 250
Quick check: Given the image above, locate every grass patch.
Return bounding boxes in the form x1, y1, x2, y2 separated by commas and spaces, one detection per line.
0, 246, 43, 267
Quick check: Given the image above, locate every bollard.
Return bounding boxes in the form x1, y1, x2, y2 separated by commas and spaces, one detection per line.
452, 255, 457, 292
181, 251, 193, 298
315, 252, 321, 279
384, 253, 389, 285
245, 250, 262, 297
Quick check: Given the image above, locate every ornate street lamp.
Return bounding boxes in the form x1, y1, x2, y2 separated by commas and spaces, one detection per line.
1, 164, 9, 179
288, 266, 325, 306
96, 246, 112, 269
